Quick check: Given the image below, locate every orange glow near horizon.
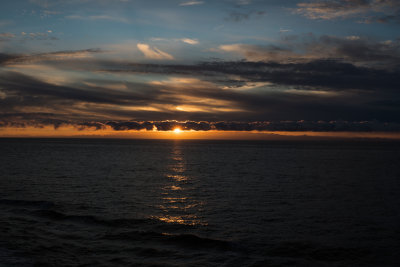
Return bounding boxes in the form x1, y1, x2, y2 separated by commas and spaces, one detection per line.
0, 125, 400, 140
173, 128, 182, 134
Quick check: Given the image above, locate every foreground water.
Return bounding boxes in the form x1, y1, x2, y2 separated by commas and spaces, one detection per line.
0, 138, 399, 266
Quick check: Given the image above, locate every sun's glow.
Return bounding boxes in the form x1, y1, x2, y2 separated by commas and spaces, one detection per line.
173, 128, 182, 133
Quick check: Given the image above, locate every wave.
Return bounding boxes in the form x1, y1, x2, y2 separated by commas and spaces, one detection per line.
103, 231, 234, 251
0, 199, 236, 255
264, 241, 369, 262
0, 199, 55, 209
30, 209, 152, 228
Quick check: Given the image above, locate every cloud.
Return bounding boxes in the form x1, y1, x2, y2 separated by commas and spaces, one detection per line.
219, 43, 296, 62
149, 37, 199, 45
65, 14, 130, 23
4, 45, 398, 93
137, 43, 174, 60
0, 48, 103, 65
0, 33, 15, 38
179, 1, 204, 6
218, 35, 400, 67
0, 54, 20, 65
16, 31, 59, 41
29, 0, 52, 8
225, 11, 266, 22
0, 20, 12, 27
29, 32, 56, 39
1, 35, 399, 124
236, 0, 252, 5
0, 33, 15, 42
1, 56, 400, 124
279, 28, 292, 33
180, 38, 199, 45
29, 0, 132, 8
1, 118, 399, 133
296, 0, 400, 23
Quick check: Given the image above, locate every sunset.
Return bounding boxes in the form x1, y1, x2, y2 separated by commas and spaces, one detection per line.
0, 0, 399, 139
0, 0, 399, 266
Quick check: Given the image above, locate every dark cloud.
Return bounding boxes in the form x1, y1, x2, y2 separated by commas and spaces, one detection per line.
97, 59, 400, 92
1, 54, 399, 126
0, 48, 103, 65
1, 117, 400, 132
104, 120, 400, 132
2, 57, 400, 123
310, 35, 400, 66
0, 39, 399, 125
0, 53, 19, 64
296, 0, 400, 23
218, 34, 400, 67
0, 70, 170, 109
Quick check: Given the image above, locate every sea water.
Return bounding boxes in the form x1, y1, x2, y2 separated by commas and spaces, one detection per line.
0, 139, 399, 266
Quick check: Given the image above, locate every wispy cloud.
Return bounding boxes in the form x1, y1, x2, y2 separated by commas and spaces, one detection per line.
0, 20, 12, 27
180, 38, 199, 45
66, 14, 129, 23
179, 1, 204, 7
137, 43, 174, 60
279, 28, 292, 33
236, 0, 252, 5
0, 33, 15, 38
149, 37, 199, 45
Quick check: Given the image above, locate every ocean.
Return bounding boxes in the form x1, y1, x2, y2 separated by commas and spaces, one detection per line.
0, 138, 399, 266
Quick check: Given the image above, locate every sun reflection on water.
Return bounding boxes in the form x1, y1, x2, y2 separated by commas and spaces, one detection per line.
154, 143, 206, 226
162, 185, 182, 191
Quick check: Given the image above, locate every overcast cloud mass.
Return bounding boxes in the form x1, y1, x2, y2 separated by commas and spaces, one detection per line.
0, 0, 399, 133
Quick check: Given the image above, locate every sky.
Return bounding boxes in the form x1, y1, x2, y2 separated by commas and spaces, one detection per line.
0, 0, 400, 138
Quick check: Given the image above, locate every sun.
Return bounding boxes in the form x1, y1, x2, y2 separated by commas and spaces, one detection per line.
173, 128, 182, 134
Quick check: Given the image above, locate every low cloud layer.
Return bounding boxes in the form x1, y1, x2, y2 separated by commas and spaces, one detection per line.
1, 118, 399, 133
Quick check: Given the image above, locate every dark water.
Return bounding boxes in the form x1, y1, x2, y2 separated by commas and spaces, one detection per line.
0, 138, 399, 266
